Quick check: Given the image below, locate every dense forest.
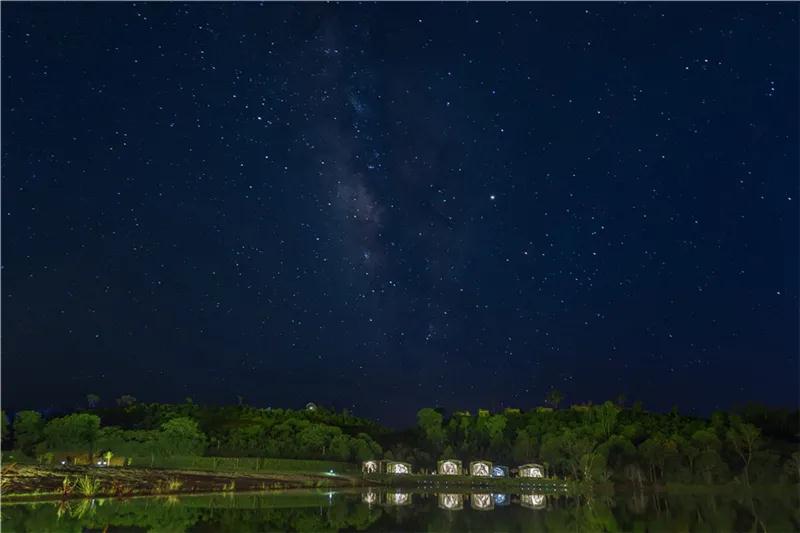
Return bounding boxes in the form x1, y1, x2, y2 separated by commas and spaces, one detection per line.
2, 394, 798, 487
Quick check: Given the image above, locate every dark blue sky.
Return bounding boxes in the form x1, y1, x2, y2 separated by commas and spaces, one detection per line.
2, 3, 797, 426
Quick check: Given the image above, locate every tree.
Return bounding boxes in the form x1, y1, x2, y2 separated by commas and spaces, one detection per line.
485, 414, 508, 454
116, 395, 137, 407
726, 419, 761, 487
43, 413, 101, 460
1, 410, 9, 444
86, 394, 100, 409
545, 388, 563, 410
594, 401, 620, 438
512, 429, 534, 463
13, 410, 45, 456
328, 434, 352, 461
416, 408, 445, 453
159, 417, 207, 456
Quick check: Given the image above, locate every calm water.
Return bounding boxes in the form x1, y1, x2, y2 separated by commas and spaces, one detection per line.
2, 487, 798, 532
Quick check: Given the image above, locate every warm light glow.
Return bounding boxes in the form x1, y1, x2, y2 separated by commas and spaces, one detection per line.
471, 461, 491, 476
388, 492, 410, 505
439, 460, 459, 475
438, 493, 463, 510
521, 493, 546, 509
519, 464, 544, 478
471, 493, 493, 510
387, 462, 409, 474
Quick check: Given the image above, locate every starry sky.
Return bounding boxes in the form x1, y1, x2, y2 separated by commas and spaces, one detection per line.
2, 3, 797, 425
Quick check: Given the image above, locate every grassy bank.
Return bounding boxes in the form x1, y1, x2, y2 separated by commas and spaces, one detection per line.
1, 463, 360, 502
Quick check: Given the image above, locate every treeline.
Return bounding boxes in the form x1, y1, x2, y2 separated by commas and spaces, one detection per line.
2, 396, 798, 487
406, 402, 799, 487
0, 399, 383, 465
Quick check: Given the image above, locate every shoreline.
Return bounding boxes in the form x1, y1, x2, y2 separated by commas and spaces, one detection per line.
1, 464, 359, 502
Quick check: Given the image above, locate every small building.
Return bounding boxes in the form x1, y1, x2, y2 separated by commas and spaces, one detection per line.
305, 402, 318, 411
520, 493, 546, 510
518, 463, 545, 478
384, 461, 411, 475
470, 460, 492, 477
491, 465, 509, 477
471, 493, 494, 511
438, 493, 464, 510
437, 459, 463, 475
361, 460, 379, 474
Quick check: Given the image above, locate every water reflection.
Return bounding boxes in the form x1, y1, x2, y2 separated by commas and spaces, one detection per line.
520, 492, 546, 509
386, 491, 412, 506
2, 487, 798, 532
438, 493, 463, 510
492, 493, 509, 507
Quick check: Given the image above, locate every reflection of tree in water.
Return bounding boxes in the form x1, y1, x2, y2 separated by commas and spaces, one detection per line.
2, 490, 798, 532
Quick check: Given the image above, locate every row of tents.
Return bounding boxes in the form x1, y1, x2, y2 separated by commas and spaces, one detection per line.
362, 459, 545, 478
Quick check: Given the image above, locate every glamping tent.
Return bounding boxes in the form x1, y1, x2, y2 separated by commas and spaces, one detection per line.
384, 461, 411, 474
518, 463, 545, 478
491, 465, 509, 477
437, 459, 463, 475
361, 460, 379, 474
469, 460, 492, 477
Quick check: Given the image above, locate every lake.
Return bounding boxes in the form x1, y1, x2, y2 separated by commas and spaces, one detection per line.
2, 487, 797, 532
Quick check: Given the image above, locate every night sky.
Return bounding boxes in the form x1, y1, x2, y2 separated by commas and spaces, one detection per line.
2, 3, 797, 426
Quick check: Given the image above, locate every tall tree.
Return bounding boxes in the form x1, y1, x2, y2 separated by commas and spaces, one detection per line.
726, 419, 761, 487
13, 410, 45, 456
1, 410, 9, 444
417, 408, 445, 453
43, 413, 101, 460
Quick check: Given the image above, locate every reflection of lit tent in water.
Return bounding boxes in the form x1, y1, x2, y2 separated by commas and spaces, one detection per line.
386, 491, 412, 506
361, 460, 379, 473
491, 465, 509, 477
437, 459, 462, 475
362, 490, 378, 505
518, 463, 545, 478
520, 493, 547, 509
492, 493, 510, 506
471, 493, 494, 511
470, 460, 492, 476
385, 461, 411, 474
438, 493, 464, 510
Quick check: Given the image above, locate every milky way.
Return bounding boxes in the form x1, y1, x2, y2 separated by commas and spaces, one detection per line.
2, 3, 797, 424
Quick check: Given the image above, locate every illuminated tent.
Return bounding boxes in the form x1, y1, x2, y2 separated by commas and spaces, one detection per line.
518, 463, 545, 478
470, 493, 494, 511
438, 493, 464, 510
520, 493, 547, 510
491, 465, 509, 477
437, 459, 462, 475
469, 460, 492, 477
361, 460, 379, 474
385, 461, 411, 474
